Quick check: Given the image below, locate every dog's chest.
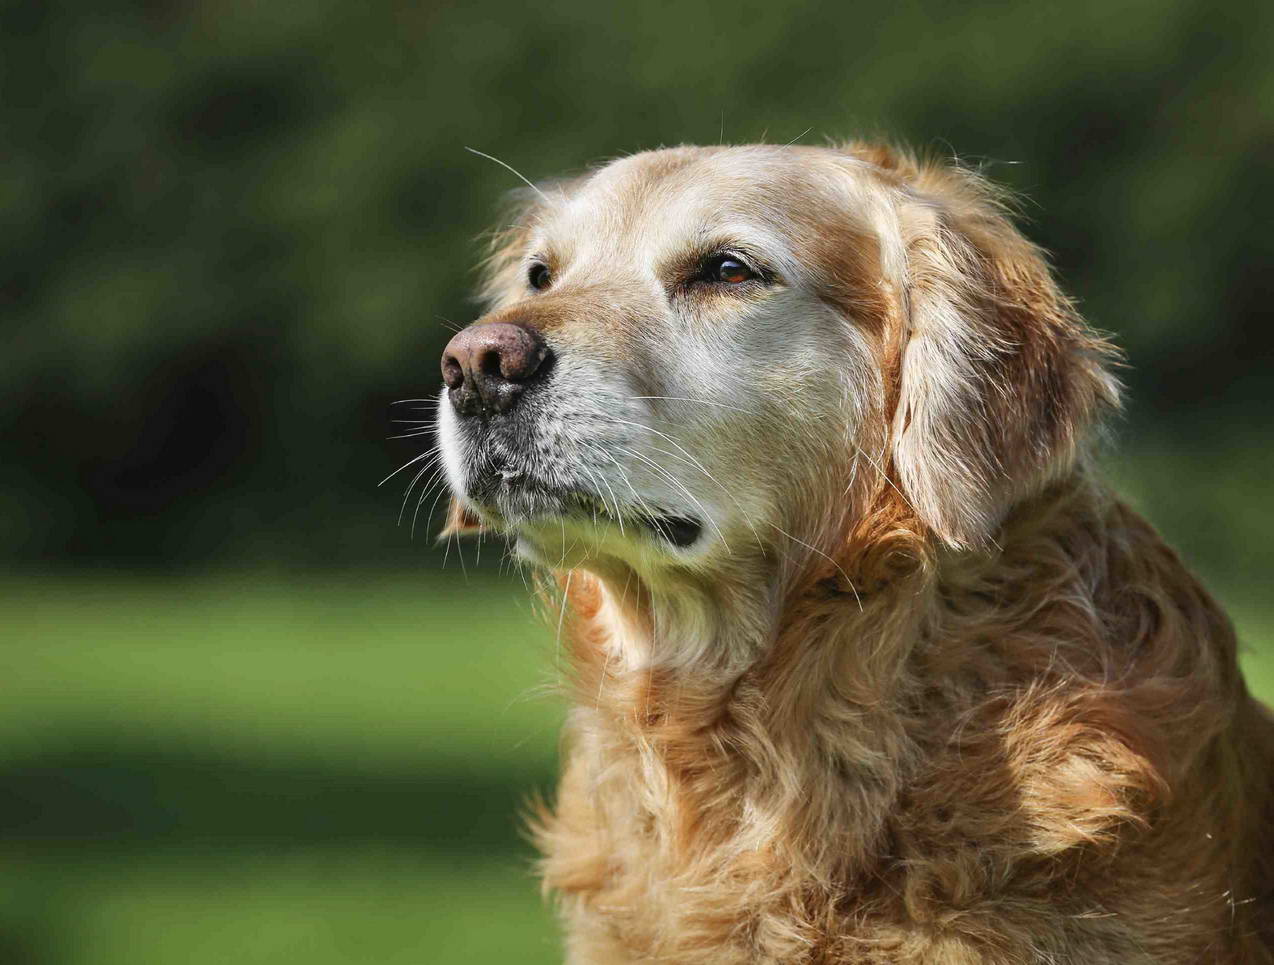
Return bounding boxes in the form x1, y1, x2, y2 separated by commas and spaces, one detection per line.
545, 825, 1154, 965
536, 724, 1189, 965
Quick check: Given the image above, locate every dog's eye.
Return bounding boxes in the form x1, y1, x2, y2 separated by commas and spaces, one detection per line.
704, 255, 758, 285
528, 263, 552, 291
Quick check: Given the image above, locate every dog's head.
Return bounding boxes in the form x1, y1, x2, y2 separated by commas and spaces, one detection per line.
437, 144, 1118, 576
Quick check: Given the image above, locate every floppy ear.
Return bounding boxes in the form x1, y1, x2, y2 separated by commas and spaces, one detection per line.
890, 165, 1120, 549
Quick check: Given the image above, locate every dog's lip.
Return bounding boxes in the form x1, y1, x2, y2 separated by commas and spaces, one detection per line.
553, 491, 703, 548
473, 476, 703, 549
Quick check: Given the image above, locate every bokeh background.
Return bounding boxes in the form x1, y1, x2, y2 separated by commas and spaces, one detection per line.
3, 1, 1272, 961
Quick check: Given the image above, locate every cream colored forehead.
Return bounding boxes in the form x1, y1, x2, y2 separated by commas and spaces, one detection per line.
533, 148, 869, 269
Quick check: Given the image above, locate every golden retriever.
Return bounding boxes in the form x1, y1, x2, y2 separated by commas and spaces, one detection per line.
435, 142, 1274, 963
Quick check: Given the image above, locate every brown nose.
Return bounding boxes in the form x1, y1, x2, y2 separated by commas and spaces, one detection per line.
441, 322, 551, 416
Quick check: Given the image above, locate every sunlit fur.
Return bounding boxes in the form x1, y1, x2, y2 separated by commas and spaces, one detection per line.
438, 143, 1274, 963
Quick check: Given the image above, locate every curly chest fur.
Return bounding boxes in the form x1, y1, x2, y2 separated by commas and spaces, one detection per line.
530, 523, 1273, 964
538, 700, 1266, 965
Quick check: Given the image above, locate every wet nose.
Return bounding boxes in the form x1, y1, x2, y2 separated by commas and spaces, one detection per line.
441, 322, 551, 416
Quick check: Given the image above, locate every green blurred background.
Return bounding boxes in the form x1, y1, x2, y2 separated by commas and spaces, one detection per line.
2, 0, 1272, 961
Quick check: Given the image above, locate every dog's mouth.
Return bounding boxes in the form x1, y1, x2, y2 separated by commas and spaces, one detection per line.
471, 474, 703, 549
535, 491, 704, 549
559, 491, 703, 548
642, 514, 703, 549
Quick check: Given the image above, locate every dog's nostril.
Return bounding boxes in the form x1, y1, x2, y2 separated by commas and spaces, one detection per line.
441, 355, 465, 391
477, 347, 505, 380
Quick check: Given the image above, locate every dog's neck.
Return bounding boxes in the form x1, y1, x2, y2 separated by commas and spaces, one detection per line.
554, 504, 938, 854
573, 559, 779, 675
551, 475, 1117, 876
553, 556, 922, 886
560, 480, 940, 716
565, 469, 945, 680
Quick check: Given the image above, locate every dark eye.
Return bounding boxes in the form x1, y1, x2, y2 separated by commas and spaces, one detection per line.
528, 262, 552, 291
704, 255, 757, 285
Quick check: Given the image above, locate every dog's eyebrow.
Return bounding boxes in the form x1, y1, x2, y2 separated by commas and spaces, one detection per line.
523, 238, 565, 272
658, 231, 790, 285
657, 242, 769, 290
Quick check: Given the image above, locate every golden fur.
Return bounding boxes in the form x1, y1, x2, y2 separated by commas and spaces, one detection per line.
440, 143, 1274, 963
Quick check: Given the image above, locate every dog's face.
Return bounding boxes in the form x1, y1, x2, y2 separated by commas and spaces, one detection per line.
438, 145, 1117, 576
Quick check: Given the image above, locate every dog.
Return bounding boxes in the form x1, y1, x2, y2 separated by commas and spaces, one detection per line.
435, 142, 1274, 963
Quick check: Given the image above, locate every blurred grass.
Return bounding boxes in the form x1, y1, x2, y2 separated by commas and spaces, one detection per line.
2, 570, 565, 965
1, 569, 1270, 964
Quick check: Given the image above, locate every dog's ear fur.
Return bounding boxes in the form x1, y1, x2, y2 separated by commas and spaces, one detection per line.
877, 153, 1121, 548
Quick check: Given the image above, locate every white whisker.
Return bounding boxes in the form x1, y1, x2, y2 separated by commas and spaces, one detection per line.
401, 465, 445, 528
388, 427, 440, 440
555, 569, 574, 671
590, 445, 659, 524
614, 445, 731, 552
379, 450, 436, 488
625, 396, 757, 415
411, 467, 449, 536
465, 146, 550, 203
769, 522, 862, 611
602, 417, 716, 479
847, 440, 915, 515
